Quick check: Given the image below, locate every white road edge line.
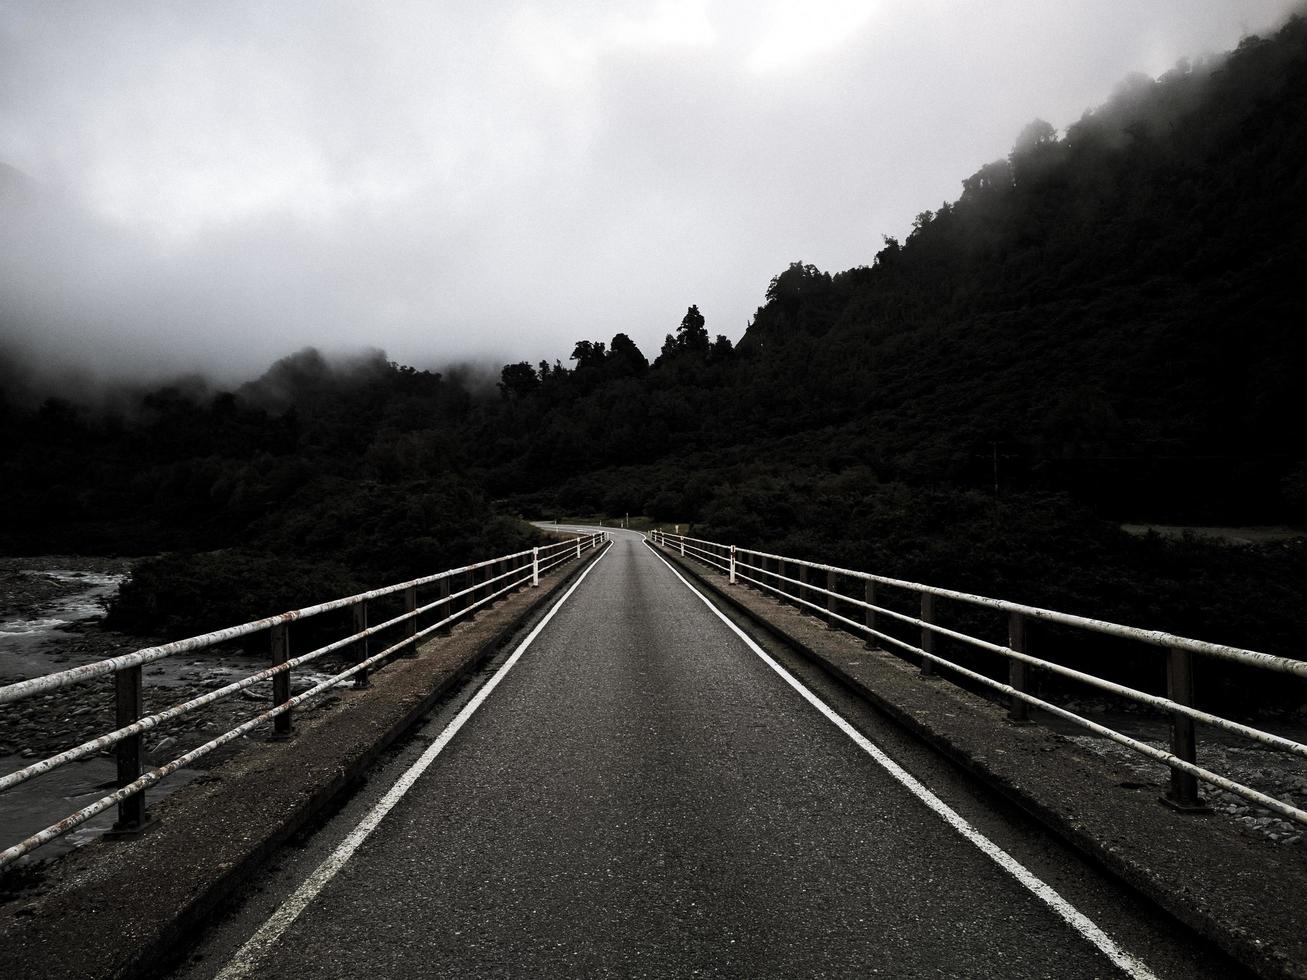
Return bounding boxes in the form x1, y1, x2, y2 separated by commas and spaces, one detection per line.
645, 542, 1159, 980
213, 545, 610, 980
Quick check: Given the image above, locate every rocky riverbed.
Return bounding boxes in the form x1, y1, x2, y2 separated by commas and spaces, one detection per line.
0, 557, 348, 866
1054, 696, 1307, 847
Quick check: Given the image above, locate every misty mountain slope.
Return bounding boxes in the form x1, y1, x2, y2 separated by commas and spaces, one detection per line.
721, 20, 1307, 517
473, 17, 1307, 527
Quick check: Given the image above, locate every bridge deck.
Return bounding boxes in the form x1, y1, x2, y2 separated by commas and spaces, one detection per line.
176, 531, 1249, 980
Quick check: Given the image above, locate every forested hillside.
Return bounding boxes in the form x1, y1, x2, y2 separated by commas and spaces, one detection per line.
2, 17, 1304, 662
480, 18, 1307, 525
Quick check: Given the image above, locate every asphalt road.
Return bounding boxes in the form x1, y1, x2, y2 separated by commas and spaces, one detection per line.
174, 530, 1252, 979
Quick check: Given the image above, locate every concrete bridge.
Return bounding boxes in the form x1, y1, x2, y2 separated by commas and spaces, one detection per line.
1, 528, 1305, 979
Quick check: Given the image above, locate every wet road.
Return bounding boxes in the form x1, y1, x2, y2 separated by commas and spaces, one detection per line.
176, 530, 1249, 979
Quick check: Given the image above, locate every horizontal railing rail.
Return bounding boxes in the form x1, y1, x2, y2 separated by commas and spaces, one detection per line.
0, 531, 607, 870
649, 529, 1307, 827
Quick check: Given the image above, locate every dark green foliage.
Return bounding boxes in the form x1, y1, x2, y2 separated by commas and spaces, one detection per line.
0, 348, 540, 637
498, 362, 540, 399
105, 551, 362, 642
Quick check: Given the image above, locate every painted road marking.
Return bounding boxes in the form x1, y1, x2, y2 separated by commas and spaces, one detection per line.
214, 545, 610, 980
646, 542, 1159, 980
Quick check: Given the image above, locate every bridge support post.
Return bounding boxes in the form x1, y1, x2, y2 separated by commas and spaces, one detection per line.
864, 580, 877, 649
1163, 648, 1208, 812
532, 548, 540, 587
401, 586, 419, 657
919, 593, 936, 677
729, 545, 737, 585
271, 623, 294, 736
1007, 612, 1031, 725
108, 664, 151, 836
826, 570, 838, 628
352, 600, 370, 689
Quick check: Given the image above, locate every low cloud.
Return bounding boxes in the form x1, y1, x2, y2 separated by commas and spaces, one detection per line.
1, 0, 1301, 390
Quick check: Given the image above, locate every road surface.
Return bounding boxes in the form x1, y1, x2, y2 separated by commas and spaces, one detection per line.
174, 529, 1251, 979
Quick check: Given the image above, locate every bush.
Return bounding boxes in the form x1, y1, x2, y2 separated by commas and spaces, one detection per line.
107, 550, 363, 644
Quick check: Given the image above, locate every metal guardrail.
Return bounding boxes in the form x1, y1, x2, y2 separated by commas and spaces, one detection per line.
0, 531, 607, 870
649, 529, 1307, 827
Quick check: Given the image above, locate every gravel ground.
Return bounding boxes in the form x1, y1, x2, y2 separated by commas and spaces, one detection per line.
1058, 696, 1307, 847
0, 557, 347, 767
0, 645, 347, 767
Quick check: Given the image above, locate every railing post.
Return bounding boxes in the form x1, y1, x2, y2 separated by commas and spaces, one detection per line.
729, 545, 737, 585
864, 579, 877, 649
271, 622, 293, 736
577, 537, 582, 560
1163, 647, 1206, 811
798, 564, 810, 615
109, 664, 150, 835
402, 586, 418, 657
532, 547, 540, 587
352, 599, 370, 689
920, 593, 935, 676
826, 569, 838, 628
680, 536, 685, 557
1007, 612, 1030, 724
436, 575, 452, 635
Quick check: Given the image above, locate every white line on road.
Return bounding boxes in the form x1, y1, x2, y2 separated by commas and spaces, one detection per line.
213, 545, 610, 980
646, 543, 1159, 980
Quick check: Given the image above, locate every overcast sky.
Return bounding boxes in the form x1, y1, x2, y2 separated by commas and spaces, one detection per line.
0, 0, 1301, 385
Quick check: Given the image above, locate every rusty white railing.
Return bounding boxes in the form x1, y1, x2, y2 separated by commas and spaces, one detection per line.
0, 531, 607, 870
649, 530, 1307, 827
